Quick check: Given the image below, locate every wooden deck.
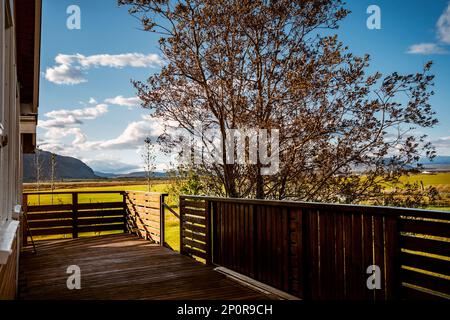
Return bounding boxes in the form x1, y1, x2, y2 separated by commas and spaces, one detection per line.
18, 234, 270, 300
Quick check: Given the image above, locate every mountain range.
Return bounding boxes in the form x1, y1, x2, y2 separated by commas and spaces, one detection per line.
23, 150, 167, 182
23, 152, 450, 183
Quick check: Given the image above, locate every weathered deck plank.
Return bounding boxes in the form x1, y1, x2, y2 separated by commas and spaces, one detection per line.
19, 234, 270, 300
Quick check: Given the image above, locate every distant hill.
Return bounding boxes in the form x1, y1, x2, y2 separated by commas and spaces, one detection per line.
418, 156, 450, 165
94, 171, 168, 179
417, 156, 450, 172
23, 151, 97, 182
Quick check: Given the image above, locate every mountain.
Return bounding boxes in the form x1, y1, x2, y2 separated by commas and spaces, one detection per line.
416, 156, 450, 172
23, 151, 97, 182
94, 171, 168, 179
418, 156, 450, 165
94, 171, 119, 178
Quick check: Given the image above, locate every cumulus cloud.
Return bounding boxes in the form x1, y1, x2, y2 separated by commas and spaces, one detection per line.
432, 136, 450, 155
407, 3, 450, 55
105, 95, 142, 108
44, 63, 87, 85
83, 158, 142, 174
406, 43, 448, 55
45, 53, 164, 85
39, 104, 109, 128
82, 115, 164, 150
437, 2, 450, 44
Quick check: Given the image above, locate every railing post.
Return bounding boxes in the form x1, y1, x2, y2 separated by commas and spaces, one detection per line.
160, 194, 166, 247
22, 194, 28, 246
123, 192, 128, 233
72, 193, 78, 239
205, 200, 212, 265
179, 196, 184, 255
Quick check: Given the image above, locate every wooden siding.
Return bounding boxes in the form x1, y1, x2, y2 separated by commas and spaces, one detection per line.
0, 235, 17, 300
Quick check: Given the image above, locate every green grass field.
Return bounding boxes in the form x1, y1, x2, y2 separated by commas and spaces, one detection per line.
25, 183, 181, 251
24, 172, 450, 247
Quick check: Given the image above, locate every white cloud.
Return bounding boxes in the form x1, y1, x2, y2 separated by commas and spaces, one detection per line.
432, 136, 450, 155
437, 2, 450, 44
82, 115, 164, 150
105, 95, 142, 108
407, 4, 450, 55
45, 53, 164, 85
83, 157, 142, 174
39, 104, 109, 129
44, 63, 87, 85
406, 43, 448, 55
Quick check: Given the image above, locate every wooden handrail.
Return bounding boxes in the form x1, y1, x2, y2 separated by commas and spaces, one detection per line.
180, 195, 450, 218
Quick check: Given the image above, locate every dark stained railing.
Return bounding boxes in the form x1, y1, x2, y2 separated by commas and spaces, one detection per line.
179, 195, 450, 301
21, 191, 450, 300
23, 191, 168, 245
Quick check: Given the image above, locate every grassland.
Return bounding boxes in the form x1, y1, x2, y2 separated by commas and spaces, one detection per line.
25, 182, 181, 251
23, 172, 450, 248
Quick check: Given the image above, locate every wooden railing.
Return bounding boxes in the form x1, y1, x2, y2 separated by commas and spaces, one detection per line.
179, 195, 450, 300
23, 191, 168, 245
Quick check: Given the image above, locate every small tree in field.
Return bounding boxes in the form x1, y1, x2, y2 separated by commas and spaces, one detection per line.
34, 148, 44, 205
141, 137, 156, 192
121, 0, 438, 206
50, 153, 57, 204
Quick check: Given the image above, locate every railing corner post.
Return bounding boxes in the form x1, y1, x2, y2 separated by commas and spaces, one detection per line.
122, 192, 128, 234
205, 200, 212, 265
160, 194, 166, 247
72, 193, 78, 239
179, 196, 184, 256
22, 193, 28, 246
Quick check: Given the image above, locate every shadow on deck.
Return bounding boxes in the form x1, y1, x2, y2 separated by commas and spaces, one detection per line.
18, 234, 270, 300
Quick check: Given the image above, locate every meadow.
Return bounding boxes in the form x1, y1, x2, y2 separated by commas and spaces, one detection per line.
24, 181, 182, 251
23, 172, 450, 249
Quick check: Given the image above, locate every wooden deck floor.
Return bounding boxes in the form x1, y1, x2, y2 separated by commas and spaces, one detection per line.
19, 234, 270, 300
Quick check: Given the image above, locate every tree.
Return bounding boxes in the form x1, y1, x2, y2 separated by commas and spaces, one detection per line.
34, 148, 44, 205
141, 137, 156, 192
120, 0, 438, 205
50, 153, 57, 204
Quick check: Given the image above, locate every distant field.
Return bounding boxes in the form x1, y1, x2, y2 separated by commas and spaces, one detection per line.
24, 183, 181, 251
23, 172, 450, 246
401, 172, 450, 192
401, 172, 450, 211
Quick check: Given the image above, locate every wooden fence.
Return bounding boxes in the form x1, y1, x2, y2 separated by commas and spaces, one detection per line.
179, 195, 450, 300
23, 191, 167, 245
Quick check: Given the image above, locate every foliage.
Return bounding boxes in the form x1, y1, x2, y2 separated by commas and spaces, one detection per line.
120, 0, 438, 208
141, 137, 157, 192
165, 165, 205, 205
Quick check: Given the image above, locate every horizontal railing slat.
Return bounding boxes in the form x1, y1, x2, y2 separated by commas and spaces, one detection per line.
181, 229, 206, 243
182, 245, 207, 260
27, 204, 72, 213
77, 217, 125, 226
399, 219, 450, 238
78, 224, 125, 233
28, 220, 72, 229
401, 252, 450, 276
77, 202, 124, 210
77, 209, 124, 218
26, 212, 72, 220
31, 227, 73, 236
402, 269, 450, 296
400, 236, 450, 257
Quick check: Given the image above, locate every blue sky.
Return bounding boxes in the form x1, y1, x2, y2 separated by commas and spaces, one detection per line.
38, 0, 450, 173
